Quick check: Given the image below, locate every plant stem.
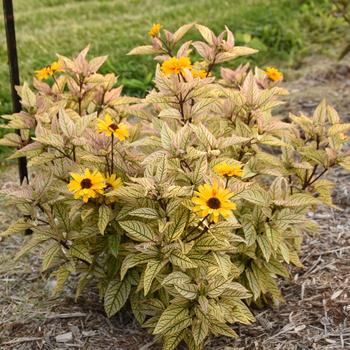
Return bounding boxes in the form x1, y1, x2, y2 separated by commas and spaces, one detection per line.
72, 145, 76, 162
308, 168, 328, 187
52, 74, 60, 92
111, 134, 114, 174
183, 215, 209, 240
225, 177, 229, 189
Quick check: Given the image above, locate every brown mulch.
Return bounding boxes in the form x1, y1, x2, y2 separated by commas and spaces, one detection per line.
0, 57, 350, 350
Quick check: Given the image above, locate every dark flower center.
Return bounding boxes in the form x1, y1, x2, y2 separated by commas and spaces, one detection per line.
109, 123, 119, 131
80, 178, 92, 189
207, 197, 221, 209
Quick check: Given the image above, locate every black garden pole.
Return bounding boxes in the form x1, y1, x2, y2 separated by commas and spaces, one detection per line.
3, 0, 28, 184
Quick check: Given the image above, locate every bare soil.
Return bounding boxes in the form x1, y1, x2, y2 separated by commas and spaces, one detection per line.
0, 57, 349, 350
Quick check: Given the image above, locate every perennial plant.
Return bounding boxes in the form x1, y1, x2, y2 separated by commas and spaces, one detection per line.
1, 23, 350, 349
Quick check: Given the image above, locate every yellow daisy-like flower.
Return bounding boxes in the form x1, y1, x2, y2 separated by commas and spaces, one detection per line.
96, 114, 129, 140
191, 69, 208, 79
105, 174, 123, 191
161, 56, 192, 75
50, 61, 63, 73
213, 162, 244, 177
148, 23, 161, 37
265, 67, 283, 81
339, 133, 348, 141
35, 66, 52, 81
191, 181, 236, 223
67, 169, 105, 203
35, 61, 63, 81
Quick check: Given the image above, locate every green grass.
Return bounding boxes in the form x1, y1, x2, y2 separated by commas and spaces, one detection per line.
0, 0, 347, 163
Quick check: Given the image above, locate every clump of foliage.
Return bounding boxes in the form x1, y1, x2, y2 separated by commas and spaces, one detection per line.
331, 0, 350, 59
1, 23, 350, 349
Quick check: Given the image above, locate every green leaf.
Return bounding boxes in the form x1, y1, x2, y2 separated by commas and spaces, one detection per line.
108, 234, 121, 258
119, 220, 156, 242
207, 276, 230, 298
120, 253, 153, 280
245, 268, 261, 300
213, 252, 232, 279
169, 250, 197, 269
53, 202, 70, 231
0, 219, 32, 237
210, 322, 238, 338
129, 208, 160, 220
239, 187, 269, 206
265, 224, 280, 250
165, 209, 189, 242
192, 316, 209, 346
242, 220, 257, 246
162, 271, 192, 286
174, 283, 198, 300
279, 241, 290, 264
144, 259, 164, 295
228, 299, 255, 324
274, 193, 320, 207
104, 277, 132, 317
98, 204, 111, 235
70, 243, 93, 264
15, 233, 49, 260
162, 332, 184, 350
257, 235, 272, 262
51, 265, 70, 296
42, 242, 61, 271
153, 304, 191, 336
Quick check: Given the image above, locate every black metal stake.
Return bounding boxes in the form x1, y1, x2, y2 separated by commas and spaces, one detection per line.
3, 0, 28, 184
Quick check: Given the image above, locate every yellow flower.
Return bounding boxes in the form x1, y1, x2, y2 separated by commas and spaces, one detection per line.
105, 174, 122, 191
161, 57, 192, 75
339, 133, 348, 141
67, 169, 105, 203
35, 61, 63, 80
191, 69, 208, 79
265, 67, 283, 81
96, 114, 129, 140
148, 23, 161, 37
191, 181, 236, 223
213, 162, 244, 177
35, 67, 52, 81
50, 61, 63, 73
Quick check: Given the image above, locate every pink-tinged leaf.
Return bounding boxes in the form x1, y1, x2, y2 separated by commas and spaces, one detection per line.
163, 29, 174, 43
192, 41, 213, 60
127, 45, 163, 55
172, 23, 194, 43
89, 55, 108, 73
33, 78, 51, 94
177, 41, 193, 58
195, 24, 216, 45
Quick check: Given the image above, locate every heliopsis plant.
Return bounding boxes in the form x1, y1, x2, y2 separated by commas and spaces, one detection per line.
1, 23, 350, 350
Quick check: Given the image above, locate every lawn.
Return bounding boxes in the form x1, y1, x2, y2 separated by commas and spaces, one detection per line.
0, 0, 347, 162
0, 0, 345, 115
